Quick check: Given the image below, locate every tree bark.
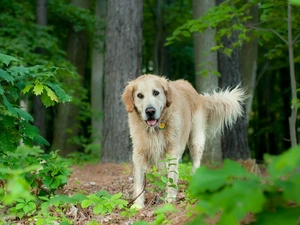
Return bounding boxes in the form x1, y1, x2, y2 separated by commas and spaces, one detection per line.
91, 0, 106, 151
193, 0, 222, 164
101, 0, 143, 163
153, 0, 168, 76
241, 4, 258, 121
287, 2, 297, 147
215, 0, 250, 159
52, 0, 90, 156
34, 0, 47, 142
218, 30, 250, 159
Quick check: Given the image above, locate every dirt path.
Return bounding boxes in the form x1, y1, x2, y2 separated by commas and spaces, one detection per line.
61, 163, 189, 225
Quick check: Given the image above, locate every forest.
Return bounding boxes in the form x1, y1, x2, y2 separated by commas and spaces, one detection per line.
0, 0, 300, 224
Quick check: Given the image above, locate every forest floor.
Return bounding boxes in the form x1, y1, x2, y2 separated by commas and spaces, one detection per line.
8, 160, 261, 224
61, 162, 190, 225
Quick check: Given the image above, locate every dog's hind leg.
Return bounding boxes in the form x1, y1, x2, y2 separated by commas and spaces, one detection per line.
189, 113, 206, 173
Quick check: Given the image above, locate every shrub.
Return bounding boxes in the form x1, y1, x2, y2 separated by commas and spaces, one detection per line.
188, 147, 300, 225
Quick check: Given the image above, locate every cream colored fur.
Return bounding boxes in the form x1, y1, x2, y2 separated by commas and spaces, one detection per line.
122, 74, 245, 207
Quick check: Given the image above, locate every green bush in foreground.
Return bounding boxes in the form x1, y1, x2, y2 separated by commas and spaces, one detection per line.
0, 53, 72, 222
188, 146, 300, 225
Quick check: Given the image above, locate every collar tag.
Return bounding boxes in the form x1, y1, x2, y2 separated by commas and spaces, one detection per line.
159, 122, 165, 130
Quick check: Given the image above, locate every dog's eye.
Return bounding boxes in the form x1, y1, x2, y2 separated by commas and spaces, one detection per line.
153, 90, 159, 96
137, 93, 144, 99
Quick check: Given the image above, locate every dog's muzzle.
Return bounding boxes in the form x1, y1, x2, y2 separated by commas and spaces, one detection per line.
145, 107, 157, 126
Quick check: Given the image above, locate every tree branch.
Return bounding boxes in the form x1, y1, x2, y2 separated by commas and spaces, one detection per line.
270, 28, 288, 44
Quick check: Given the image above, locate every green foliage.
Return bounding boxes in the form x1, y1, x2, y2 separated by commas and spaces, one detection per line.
0, 53, 72, 151
0, 53, 73, 223
146, 157, 181, 202
165, 0, 257, 54
187, 147, 300, 225
0, 1, 71, 67
81, 190, 129, 216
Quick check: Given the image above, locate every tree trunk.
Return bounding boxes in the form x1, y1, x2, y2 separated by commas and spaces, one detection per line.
241, 4, 258, 121
216, 0, 250, 159
91, 0, 106, 151
154, 0, 168, 76
218, 31, 250, 159
101, 0, 143, 163
34, 0, 47, 142
52, 0, 90, 156
193, 0, 222, 164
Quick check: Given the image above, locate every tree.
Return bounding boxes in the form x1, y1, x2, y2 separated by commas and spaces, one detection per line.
153, 0, 168, 75
33, 0, 48, 143
91, 0, 106, 151
193, 0, 222, 164
52, 0, 90, 156
287, 2, 297, 147
101, 0, 143, 163
216, 0, 250, 160
241, 4, 258, 121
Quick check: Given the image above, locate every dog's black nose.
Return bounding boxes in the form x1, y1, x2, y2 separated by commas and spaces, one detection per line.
145, 107, 156, 117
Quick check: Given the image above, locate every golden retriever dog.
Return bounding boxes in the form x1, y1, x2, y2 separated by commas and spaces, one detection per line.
122, 74, 245, 207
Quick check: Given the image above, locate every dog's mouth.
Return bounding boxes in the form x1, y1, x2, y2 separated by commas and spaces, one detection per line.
146, 119, 158, 126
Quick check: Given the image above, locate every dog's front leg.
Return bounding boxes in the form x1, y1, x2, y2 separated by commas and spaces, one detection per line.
133, 158, 146, 207
165, 156, 179, 203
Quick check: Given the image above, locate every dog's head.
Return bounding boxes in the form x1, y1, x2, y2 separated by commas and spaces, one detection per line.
122, 74, 172, 127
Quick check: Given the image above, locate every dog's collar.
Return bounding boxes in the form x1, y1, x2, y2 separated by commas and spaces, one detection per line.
158, 122, 165, 130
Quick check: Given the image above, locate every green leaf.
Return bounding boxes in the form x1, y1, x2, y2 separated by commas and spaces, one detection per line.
110, 192, 122, 201
33, 83, 44, 95
46, 82, 72, 103
223, 48, 233, 57
3, 95, 17, 116
15, 108, 34, 122
21, 121, 40, 139
265, 147, 300, 178
0, 69, 14, 82
260, 3, 274, 9
290, 0, 300, 5
81, 199, 94, 208
210, 45, 223, 52
189, 160, 248, 196
22, 84, 33, 94
181, 30, 191, 37
44, 86, 59, 102
93, 204, 104, 214
41, 90, 55, 107
0, 53, 21, 66
15, 203, 25, 210
255, 207, 300, 225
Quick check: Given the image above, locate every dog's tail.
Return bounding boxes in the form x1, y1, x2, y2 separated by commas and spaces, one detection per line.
202, 86, 246, 135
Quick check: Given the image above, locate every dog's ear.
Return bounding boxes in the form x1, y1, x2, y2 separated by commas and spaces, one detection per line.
162, 80, 172, 107
122, 81, 135, 113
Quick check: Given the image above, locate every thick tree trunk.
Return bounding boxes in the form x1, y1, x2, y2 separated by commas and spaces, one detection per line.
91, 0, 106, 151
193, 0, 221, 164
52, 0, 90, 156
218, 32, 250, 160
34, 0, 47, 142
216, 0, 250, 160
241, 4, 258, 121
101, 0, 143, 163
154, 0, 168, 76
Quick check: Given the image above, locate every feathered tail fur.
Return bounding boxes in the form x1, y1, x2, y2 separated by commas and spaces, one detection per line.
203, 86, 246, 135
